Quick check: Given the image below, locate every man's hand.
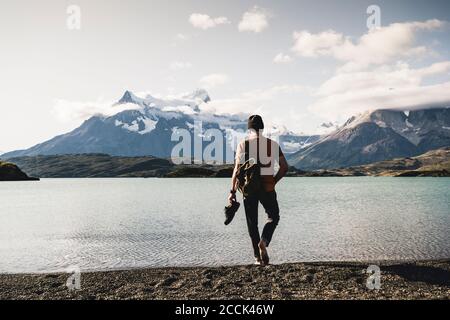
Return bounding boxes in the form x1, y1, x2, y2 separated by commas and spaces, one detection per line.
229, 162, 239, 203
274, 154, 289, 184
228, 192, 236, 203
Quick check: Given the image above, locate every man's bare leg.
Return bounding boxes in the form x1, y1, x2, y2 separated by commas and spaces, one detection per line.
258, 239, 269, 266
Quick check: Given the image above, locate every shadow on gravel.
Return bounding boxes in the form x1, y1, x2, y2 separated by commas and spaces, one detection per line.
384, 264, 450, 287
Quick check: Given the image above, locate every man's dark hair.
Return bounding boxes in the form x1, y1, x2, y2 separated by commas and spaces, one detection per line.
248, 115, 264, 131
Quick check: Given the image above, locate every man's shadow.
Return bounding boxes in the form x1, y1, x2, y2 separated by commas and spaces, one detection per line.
384, 263, 450, 287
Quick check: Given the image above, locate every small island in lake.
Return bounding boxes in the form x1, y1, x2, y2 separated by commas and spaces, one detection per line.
0, 161, 39, 181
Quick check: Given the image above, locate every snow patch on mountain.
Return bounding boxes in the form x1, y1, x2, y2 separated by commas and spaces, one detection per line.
316, 121, 341, 135
115, 119, 139, 132
161, 105, 198, 115
140, 118, 158, 134
374, 120, 387, 128
114, 113, 159, 135
282, 141, 303, 153
181, 88, 211, 104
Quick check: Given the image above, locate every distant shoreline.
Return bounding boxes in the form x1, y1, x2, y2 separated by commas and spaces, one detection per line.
2, 147, 449, 179
1, 259, 448, 300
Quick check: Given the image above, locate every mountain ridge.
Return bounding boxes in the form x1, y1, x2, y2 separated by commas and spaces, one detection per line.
289, 107, 450, 170
2, 89, 318, 159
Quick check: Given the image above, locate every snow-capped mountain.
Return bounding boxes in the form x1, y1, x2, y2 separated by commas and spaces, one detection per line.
116, 88, 210, 113
2, 89, 318, 161
289, 108, 450, 170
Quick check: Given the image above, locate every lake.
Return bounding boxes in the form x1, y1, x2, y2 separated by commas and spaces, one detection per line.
0, 177, 449, 273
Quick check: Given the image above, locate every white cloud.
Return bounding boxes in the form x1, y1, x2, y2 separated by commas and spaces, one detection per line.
238, 6, 270, 33
273, 53, 293, 64
171, 33, 193, 47
200, 84, 312, 132
292, 19, 446, 71
286, 19, 450, 127
169, 61, 193, 70
316, 61, 450, 97
199, 73, 230, 89
292, 30, 343, 57
175, 33, 190, 41
189, 13, 230, 30
241, 85, 312, 101
309, 61, 450, 120
52, 99, 140, 123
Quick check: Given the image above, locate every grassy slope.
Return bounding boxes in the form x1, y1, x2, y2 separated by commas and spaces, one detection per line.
4, 154, 175, 178
287, 147, 450, 177
4, 154, 235, 178
356, 147, 450, 176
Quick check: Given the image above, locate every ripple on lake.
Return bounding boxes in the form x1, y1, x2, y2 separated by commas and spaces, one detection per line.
0, 177, 449, 273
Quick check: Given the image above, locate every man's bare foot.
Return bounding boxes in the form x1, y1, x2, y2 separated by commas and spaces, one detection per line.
258, 240, 269, 266
254, 257, 263, 266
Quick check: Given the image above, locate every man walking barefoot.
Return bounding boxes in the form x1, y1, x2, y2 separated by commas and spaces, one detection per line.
228, 115, 289, 266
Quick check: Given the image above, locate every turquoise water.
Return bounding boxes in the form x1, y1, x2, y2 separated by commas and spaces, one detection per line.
0, 177, 449, 273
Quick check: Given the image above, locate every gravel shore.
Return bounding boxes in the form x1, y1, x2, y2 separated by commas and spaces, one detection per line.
1, 260, 449, 300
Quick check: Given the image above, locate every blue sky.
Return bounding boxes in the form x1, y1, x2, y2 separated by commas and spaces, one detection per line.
0, 0, 449, 152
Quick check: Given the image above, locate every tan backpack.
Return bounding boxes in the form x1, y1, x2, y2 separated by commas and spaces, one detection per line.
236, 140, 262, 197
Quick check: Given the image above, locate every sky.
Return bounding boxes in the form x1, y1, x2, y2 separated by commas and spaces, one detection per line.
1, 0, 450, 152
